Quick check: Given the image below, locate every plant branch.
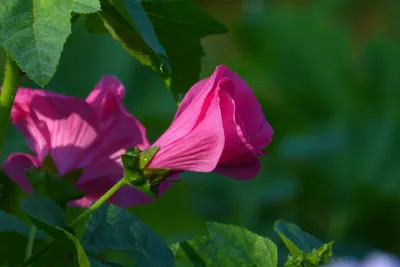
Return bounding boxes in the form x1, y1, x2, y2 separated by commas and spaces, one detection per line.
0, 55, 20, 156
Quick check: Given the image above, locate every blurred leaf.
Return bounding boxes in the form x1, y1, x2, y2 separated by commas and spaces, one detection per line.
26, 170, 85, 209
117, 0, 169, 65
30, 155, 85, 207
82, 203, 175, 267
278, 128, 348, 159
94, 0, 169, 80
0, 209, 46, 238
21, 195, 66, 229
0, 0, 100, 86
21, 195, 90, 266
142, 0, 228, 101
85, 13, 108, 33
274, 220, 323, 255
0, 210, 47, 266
171, 222, 277, 267
0, 171, 27, 217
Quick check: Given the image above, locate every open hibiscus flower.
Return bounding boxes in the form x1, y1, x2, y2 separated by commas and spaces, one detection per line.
3, 76, 156, 207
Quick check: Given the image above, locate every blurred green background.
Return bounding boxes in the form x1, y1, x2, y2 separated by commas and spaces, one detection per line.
2, 0, 400, 264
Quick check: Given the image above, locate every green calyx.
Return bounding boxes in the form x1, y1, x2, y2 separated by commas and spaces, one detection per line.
283, 242, 334, 267
26, 155, 85, 208
121, 146, 171, 198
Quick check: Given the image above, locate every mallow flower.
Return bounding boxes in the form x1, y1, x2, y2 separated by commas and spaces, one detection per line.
324, 253, 400, 267
2, 76, 156, 207
146, 65, 273, 180
4, 65, 272, 207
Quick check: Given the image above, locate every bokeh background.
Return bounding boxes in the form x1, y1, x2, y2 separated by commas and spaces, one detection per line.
1, 0, 400, 264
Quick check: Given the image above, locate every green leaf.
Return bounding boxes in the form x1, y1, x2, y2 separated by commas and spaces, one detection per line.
113, 0, 169, 66
274, 220, 323, 255
95, 0, 169, 78
85, 13, 108, 33
21, 195, 66, 229
21, 195, 90, 266
82, 203, 175, 267
0, 210, 48, 266
0, 171, 28, 218
171, 222, 278, 267
142, 0, 228, 101
0, 209, 45, 238
26, 169, 85, 208
0, 0, 101, 86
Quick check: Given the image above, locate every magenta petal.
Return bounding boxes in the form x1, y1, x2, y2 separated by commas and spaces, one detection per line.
12, 89, 52, 162
28, 93, 100, 175
214, 81, 261, 180
214, 65, 273, 149
86, 76, 125, 120
148, 89, 225, 172
85, 77, 149, 161
2, 153, 39, 193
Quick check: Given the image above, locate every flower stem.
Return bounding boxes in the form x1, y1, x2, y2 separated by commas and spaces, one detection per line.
20, 178, 128, 267
25, 226, 37, 263
0, 55, 20, 156
70, 178, 127, 227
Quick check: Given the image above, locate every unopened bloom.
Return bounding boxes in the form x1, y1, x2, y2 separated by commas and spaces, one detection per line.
3, 76, 154, 207
324, 253, 400, 267
147, 65, 273, 180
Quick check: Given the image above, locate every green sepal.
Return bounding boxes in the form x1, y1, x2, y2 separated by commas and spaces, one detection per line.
122, 146, 169, 198
26, 170, 85, 208
123, 168, 170, 198
122, 147, 141, 170
125, 177, 157, 198
25, 155, 85, 208
283, 242, 334, 267
40, 155, 58, 174
139, 146, 160, 169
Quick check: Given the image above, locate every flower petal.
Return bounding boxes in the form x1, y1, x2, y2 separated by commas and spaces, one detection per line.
214, 80, 261, 180
148, 88, 225, 172
86, 76, 125, 120
85, 77, 149, 161
214, 65, 273, 149
2, 153, 39, 193
27, 91, 99, 175
12, 88, 53, 162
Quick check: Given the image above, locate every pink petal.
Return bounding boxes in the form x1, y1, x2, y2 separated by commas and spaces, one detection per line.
148, 87, 225, 172
214, 81, 261, 180
84, 77, 150, 162
173, 67, 228, 121
85, 76, 125, 120
12, 89, 53, 162
2, 153, 39, 193
26, 90, 99, 175
214, 65, 273, 149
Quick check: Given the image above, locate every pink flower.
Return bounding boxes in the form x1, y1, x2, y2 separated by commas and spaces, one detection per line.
148, 65, 273, 180
3, 76, 156, 208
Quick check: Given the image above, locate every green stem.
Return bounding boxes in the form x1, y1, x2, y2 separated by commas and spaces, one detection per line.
20, 178, 128, 267
25, 226, 37, 263
70, 178, 127, 227
0, 55, 20, 156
